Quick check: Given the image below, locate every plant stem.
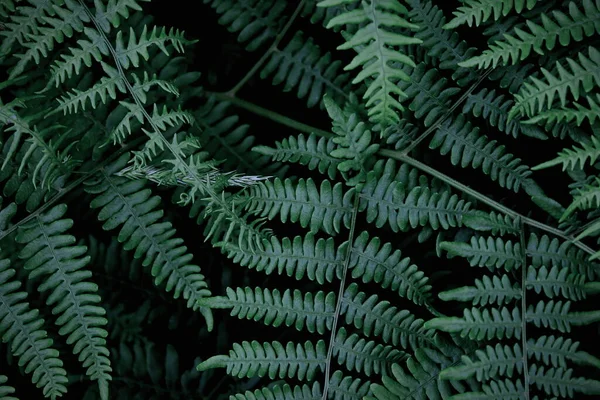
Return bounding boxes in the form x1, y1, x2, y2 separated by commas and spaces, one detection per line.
321, 194, 359, 400
224, 0, 306, 96
211, 91, 334, 138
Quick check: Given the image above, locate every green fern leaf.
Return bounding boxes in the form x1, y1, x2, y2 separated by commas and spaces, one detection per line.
217, 233, 344, 285
527, 265, 587, 300
0, 0, 56, 56
198, 287, 335, 334
16, 204, 111, 398
440, 236, 522, 271
334, 327, 406, 377
530, 364, 600, 397
429, 115, 535, 193
509, 46, 600, 119
254, 133, 339, 179
229, 382, 321, 400
444, 0, 540, 29
0, 259, 68, 399
440, 343, 523, 381
349, 231, 431, 305
462, 210, 520, 236
197, 340, 326, 380
524, 93, 600, 127
439, 274, 521, 306
240, 178, 354, 235
84, 154, 213, 324
529, 335, 600, 370
261, 31, 351, 108
459, 0, 600, 68
341, 283, 436, 350
319, 0, 422, 126
425, 306, 522, 340
0, 375, 17, 400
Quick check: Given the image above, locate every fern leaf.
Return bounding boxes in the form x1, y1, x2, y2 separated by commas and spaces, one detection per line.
55, 62, 126, 114
198, 287, 335, 334
399, 63, 461, 127
526, 265, 587, 300
425, 306, 522, 340
254, 133, 339, 179
509, 46, 600, 119
197, 340, 326, 380
16, 204, 111, 398
8, 0, 88, 79
218, 233, 344, 285
0, 0, 56, 56
0, 375, 17, 400
440, 236, 522, 271
534, 135, 600, 172
92, 0, 150, 34
0, 259, 68, 399
524, 93, 600, 127
319, 0, 422, 126
444, 0, 540, 29
328, 370, 372, 399
406, 0, 479, 84
526, 233, 600, 279
429, 115, 535, 193
240, 178, 354, 235
261, 31, 350, 108
341, 283, 436, 350
440, 343, 523, 381
448, 378, 526, 400
459, 0, 600, 68
229, 382, 321, 400
203, 0, 287, 51
439, 274, 521, 306
462, 210, 520, 236
84, 154, 213, 323
529, 364, 600, 398
349, 231, 432, 305
528, 335, 600, 370
334, 327, 406, 377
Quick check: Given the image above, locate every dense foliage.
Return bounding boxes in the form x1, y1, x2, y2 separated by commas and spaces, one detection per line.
0, 0, 600, 399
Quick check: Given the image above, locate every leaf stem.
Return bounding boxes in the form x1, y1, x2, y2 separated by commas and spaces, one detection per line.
321, 193, 359, 400
224, 0, 306, 96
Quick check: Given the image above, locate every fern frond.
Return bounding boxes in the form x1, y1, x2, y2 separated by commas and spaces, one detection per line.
440, 342, 523, 381
526, 265, 587, 300
0, 375, 16, 400
92, 0, 150, 34
463, 87, 546, 139
333, 327, 406, 377
442, 236, 522, 271
196, 340, 326, 380
527, 299, 576, 332
529, 335, 600, 370
0, 259, 68, 399
447, 378, 526, 399
439, 273, 521, 306
462, 210, 520, 236
319, 0, 422, 126
84, 154, 213, 322
534, 132, 600, 172
406, 0, 479, 85
8, 0, 88, 79
429, 115, 535, 193
399, 63, 461, 127
349, 231, 432, 305
261, 31, 350, 108
509, 46, 600, 119
526, 92, 600, 126
203, 0, 287, 51
526, 233, 600, 279
425, 306, 522, 340
254, 133, 339, 179
218, 233, 344, 285
341, 283, 436, 350
444, 0, 540, 29
55, 62, 125, 114
115, 25, 191, 69
229, 382, 321, 400
198, 287, 335, 334
328, 370, 372, 399
459, 0, 600, 68
0, 0, 56, 56
240, 178, 354, 236
16, 204, 111, 398
529, 364, 600, 398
